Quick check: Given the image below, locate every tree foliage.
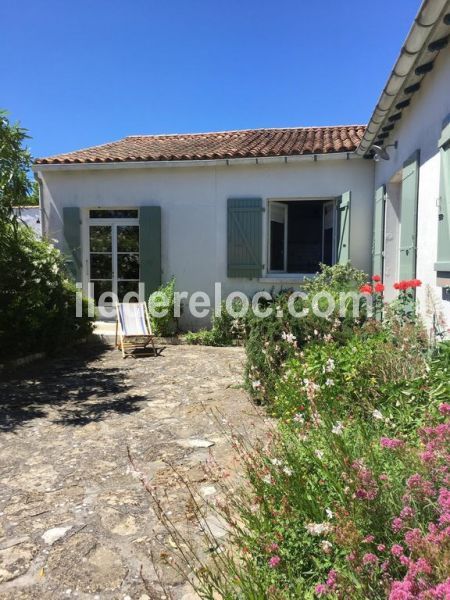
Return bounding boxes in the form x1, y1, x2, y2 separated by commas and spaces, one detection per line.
0, 110, 33, 220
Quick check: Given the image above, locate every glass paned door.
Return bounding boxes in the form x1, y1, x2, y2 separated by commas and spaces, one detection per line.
89, 225, 113, 304
116, 225, 139, 301
89, 220, 140, 305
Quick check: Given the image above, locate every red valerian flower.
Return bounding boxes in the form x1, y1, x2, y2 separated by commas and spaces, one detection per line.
374, 283, 385, 293
372, 274, 381, 282
359, 284, 373, 294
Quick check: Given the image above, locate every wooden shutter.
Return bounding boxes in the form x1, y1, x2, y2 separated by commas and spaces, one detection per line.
63, 207, 81, 281
139, 206, 161, 298
227, 198, 263, 278
435, 120, 450, 272
372, 185, 385, 278
399, 150, 420, 280
337, 191, 351, 264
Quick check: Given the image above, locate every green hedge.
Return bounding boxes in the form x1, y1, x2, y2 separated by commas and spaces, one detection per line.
0, 220, 93, 361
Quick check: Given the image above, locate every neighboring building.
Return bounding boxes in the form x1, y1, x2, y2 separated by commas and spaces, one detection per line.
33, 0, 450, 333
13, 206, 42, 237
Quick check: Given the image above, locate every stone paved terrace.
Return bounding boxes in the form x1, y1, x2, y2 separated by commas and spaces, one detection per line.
0, 344, 268, 599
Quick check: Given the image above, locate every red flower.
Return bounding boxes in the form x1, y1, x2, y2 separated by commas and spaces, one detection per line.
372, 275, 381, 282
394, 282, 400, 290
411, 279, 422, 288
374, 283, 385, 293
359, 284, 373, 295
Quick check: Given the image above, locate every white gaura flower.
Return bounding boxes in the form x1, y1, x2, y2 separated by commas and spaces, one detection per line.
270, 458, 282, 467
252, 380, 261, 389
262, 474, 272, 485
325, 378, 334, 387
305, 522, 332, 536
314, 449, 324, 460
331, 421, 344, 435
321, 540, 333, 554
324, 358, 335, 373
372, 409, 384, 420
283, 466, 293, 476
293, 413, 304, 424
325, 508, 333, 520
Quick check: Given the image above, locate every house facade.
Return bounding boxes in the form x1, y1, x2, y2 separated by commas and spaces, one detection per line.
33, 0, 450, 333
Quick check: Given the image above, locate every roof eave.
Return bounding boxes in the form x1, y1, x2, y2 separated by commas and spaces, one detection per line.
32, 151, 362, 172
356, 0, 450, 157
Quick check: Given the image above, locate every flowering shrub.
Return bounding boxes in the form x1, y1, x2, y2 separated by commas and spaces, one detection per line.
158, 336, 449, 599
245, 263, 368, 403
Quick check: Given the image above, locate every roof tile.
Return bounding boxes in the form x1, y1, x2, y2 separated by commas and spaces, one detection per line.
35, 125, 366, 165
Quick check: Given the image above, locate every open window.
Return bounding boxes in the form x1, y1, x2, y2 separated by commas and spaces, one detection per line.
268, 199, 337, 274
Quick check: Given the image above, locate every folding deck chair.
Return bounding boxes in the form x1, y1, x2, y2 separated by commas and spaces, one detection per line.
115, 302, 156, 358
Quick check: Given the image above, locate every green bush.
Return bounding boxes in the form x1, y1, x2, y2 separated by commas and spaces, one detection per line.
184, 300, 245, 346
244, 263, 369, 403
0, 220, 93, 361
148, 277, 179, 336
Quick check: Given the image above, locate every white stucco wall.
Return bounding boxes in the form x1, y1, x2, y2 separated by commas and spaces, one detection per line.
37, 156, 374, 328
374, 46, 450, 333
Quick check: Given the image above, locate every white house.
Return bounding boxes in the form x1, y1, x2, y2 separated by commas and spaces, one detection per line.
33, 0, 450, 333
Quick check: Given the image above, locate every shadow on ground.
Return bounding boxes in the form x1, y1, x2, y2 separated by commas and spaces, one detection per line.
0, 345, 148, 432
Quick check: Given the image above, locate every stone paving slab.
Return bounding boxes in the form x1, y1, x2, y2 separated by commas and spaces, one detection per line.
0, 345, 268, 599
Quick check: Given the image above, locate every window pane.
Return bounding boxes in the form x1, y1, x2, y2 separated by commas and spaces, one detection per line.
117, 226, 139, 252
117, 253, 139, 279
118, 281, 139, 302
89, 209, 138, 219
90, 253, 112, 279
91, 280, 114, 305
89, 226, 112, 252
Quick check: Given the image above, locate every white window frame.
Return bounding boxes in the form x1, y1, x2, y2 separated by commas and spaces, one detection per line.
82, 207, 140, 302
264, 197, 336, 279
268, 202, 288, 273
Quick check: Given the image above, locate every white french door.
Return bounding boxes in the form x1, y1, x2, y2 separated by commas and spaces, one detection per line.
88, 218, 140, 305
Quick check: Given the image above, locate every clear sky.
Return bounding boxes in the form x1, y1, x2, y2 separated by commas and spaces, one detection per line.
1, 0, 422, 159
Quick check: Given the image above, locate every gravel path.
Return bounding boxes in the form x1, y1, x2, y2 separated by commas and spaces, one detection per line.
0, 344, 267, 599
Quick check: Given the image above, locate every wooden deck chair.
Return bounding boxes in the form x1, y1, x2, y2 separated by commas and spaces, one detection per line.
115, 302, 156, 358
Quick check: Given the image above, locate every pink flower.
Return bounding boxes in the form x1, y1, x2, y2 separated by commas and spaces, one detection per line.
404, 529, 422, 549
326, 569, 337, 588
438, 403, 450, 414
389, 580, 414, 600
377, 544, 386, 552
400, 506, 415, 520
315, 583, 328, 596
268, 542, 279, 552
438, 489, 450, 511
268, 555, 281, 568
363, 535, 375, 543
380, 437, 404, 449
391, 544, 404, 557
362, 552, 378, 565
392, 517, 404, 533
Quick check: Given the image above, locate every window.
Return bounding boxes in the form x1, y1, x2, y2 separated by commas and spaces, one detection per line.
268, 199, 336, 274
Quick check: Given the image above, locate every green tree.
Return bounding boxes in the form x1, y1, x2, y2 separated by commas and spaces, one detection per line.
0, 110, 33, 221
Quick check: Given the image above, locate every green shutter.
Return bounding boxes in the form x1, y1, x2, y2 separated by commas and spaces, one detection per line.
337, 191, 351, 264
435, 121, 450, 271
399, 150, 420, 280
227, 198, 263, 278
139, 206, 161, 298
63, 207, 81, 281
372, 185, 385, 278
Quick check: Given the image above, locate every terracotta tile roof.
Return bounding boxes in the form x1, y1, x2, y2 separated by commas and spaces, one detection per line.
35, 125, 366, 165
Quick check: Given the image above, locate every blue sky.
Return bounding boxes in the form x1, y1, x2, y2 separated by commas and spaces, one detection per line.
1, 0, 421, 159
